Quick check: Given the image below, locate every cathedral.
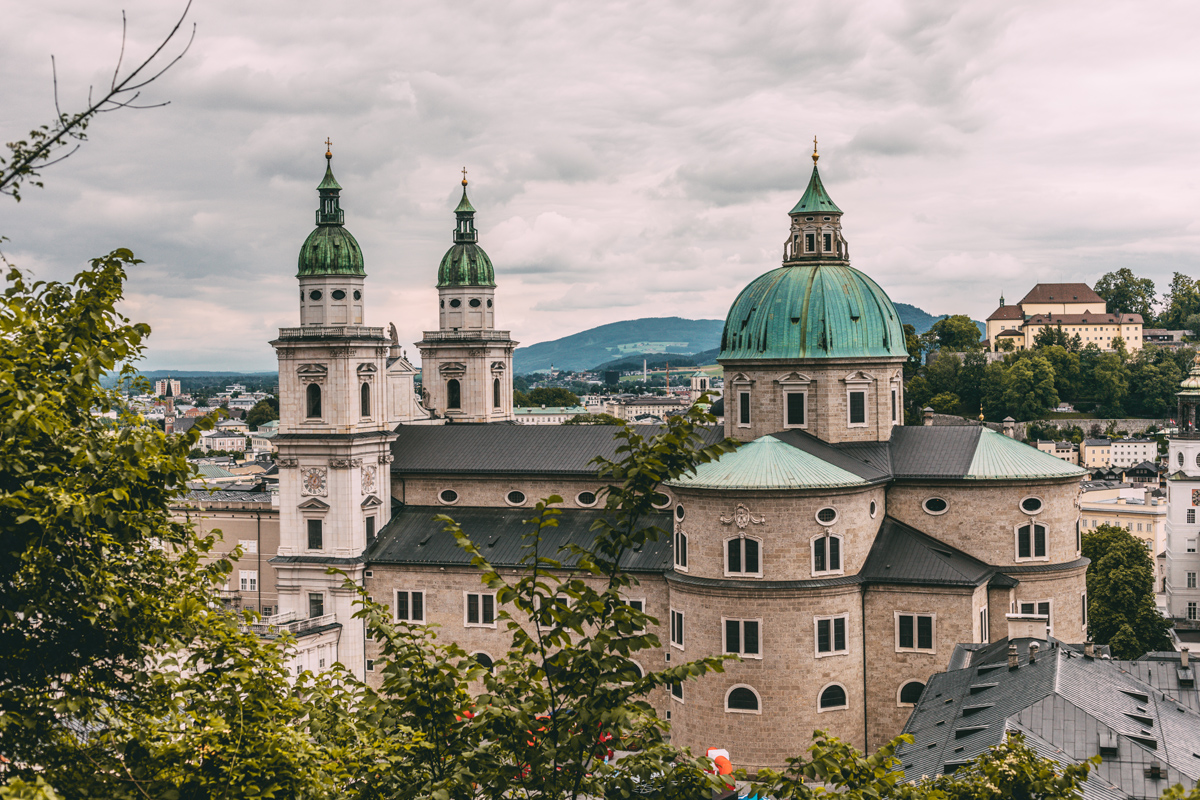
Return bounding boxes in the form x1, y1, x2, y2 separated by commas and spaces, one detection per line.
267, 145, 1089, 770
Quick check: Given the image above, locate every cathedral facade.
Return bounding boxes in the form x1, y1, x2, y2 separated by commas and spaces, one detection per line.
269, 149, 1089, 769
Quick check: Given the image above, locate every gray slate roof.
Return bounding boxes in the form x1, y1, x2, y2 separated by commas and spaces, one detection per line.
899, 640, 1200, 798
368, 505, 673, 573
889, 426, 983, 479
390, 424, 726, 476
860, 518, 1003, 588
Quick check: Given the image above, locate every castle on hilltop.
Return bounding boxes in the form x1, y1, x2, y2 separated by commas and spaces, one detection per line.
264, 144, 1089, 770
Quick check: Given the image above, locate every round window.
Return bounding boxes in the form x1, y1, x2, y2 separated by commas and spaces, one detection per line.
438, 489, 458, 504
816, 507, 838, 525
675, 504, 685, 521
1021, 497, 1043, 514
506, 490, 526, 506
651, 492, 670, 509
576, 491, 597, 507
870, 500, 878, 518
923, 497, 949, 515
469, 298, 482, 307
332, 289, 346, 300
1195, 452, 1200, 469
1180, 452, 1185, 467
353, 290, 361, 300
449, 298, 462, 308
309, 290, 322, 301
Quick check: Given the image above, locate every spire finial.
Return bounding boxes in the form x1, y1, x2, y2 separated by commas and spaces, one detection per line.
462, 166, 468, 186
325, 137, 332, 161
812, 136, 819, 165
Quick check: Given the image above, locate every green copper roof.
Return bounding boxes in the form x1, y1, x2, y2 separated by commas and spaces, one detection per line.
719, 264, 907, 361
789, 165, 842, 215
1179, 357, 1200, 393
668, 435, 869, 490
438, 182, 495, 287
965, 428, 1087, 480
297, 155, 365, 277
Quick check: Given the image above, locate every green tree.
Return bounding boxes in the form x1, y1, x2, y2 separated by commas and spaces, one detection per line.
1160, 272, 1200, 330
524, 387, 581, 407
929, 392, 961, 414
1093, 352, 1129, 417
902, 322, 922, 377
563, 412, 625, 425
957, 350, 987, 417
924, 350, 962, 399
927, 314, 982, 352
1128, 356, 1181, 418
1037, 344, 1081, 402
1082, 525, 1173, 659
245, 395, 279, 429
1002, 356, 1059, 421
1033, 324, 1070, 349
1094, 267, 1157, 319
980, 361, 1009, 421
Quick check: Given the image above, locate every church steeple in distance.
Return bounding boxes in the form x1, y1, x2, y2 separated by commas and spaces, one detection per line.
297, 141, 366, 326
784, 138, 849, 263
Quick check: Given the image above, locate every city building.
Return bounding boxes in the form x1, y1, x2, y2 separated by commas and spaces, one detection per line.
1165, 357, 1200, 623
1035, 440, 1078, 465
899, 636, 1200, 797
985, 284, 1143, 353
1081, 438, 1112, 469
264, 147, 1090, 771
199, 429, 248, 453
1079, 486, 1166, 553
603, 395, 691, 420
513, 405, 588, 424
155, 378, 182, 398
1112, 437, 1158, 468
1144, 329, 1192, 349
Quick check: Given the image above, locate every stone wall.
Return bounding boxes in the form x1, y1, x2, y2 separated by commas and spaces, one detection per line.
920, 414, 1165, 441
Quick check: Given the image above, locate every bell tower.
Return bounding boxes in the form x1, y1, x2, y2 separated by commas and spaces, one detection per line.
783, 138, 849, 264
270, 144, 395, 677
417, 172, 517, 422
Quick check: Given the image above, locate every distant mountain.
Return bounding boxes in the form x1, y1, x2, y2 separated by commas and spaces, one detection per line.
514, 305, 984, 374
513, 317, 723, 373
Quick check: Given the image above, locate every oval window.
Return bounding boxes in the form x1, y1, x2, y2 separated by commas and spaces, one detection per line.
439, 489, 458, 504
576, 491, 597, 507
1195, 452, 1200, 469
507, 490, 526, 506
1180, 452, 1185, 467
923, 497, 949, 515
675, 504, 685, 521
332, 289, 346, 300
651, 492, 671, 509
300, 290, 305, 301
823, 216, 831, 221
816, 507, 838, 525
805, 216, 814, 221
1020, 497, 1043, 514
469, 298, 482, 307
869, 500, 878, 518
487, 299, 493, 307
309, 290, 322, 301
353, 290, 361, 300
449, 298, 462, 308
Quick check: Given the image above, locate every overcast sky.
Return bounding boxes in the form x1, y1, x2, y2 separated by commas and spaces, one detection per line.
4, 1, 1199, 371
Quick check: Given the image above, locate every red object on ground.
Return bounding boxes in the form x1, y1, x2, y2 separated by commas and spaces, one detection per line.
713, 755, 733, 775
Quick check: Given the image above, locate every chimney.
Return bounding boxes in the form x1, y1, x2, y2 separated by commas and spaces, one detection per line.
1008, 643, 1019, 670
1029, 642, 1039, 663
1084, 640, 1095, 659
1183, 647, 1190, 668
923, 407, 935, 426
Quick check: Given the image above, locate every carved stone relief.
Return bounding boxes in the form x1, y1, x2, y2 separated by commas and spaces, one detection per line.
329, 458, 362, 469
720, 503, 765, 529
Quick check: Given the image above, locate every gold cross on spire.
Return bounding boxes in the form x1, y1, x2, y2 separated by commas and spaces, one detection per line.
325, 138, 332, 159
461, 166, 468, 186
812, 135, 819, 165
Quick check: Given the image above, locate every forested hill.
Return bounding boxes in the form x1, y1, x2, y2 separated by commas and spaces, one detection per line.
514, 306, 983, 374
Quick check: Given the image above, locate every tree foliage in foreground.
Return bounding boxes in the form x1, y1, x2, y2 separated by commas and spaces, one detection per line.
1082, 524, 1173, 659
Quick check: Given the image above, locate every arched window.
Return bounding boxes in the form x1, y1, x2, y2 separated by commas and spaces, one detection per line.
812, 533, 842, 574
819, 683, 848, 711
360, 382, 371, 417
623, 660, 643, 680
493, 378, 501, 409
725, 685, 761, 713
306, 383, 322, 418
447, 379, 461, 410
726, 537, 761, 576
898, 681, 925, 706
1017, 523, 1047, 559
472, 652, 494, 671
674, 530, 688, 570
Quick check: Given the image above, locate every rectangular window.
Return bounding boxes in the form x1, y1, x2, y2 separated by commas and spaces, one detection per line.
1190, 602, 1198, 622
891, 389, 898, 423
366, 515, 376, 542
239, 570, 258, 593
1081, 594, 1087, 627
307, 518, 323, 550
726, 537, 760, 575
805, 233, 815, 252
815, 615, 848, 656
674, 531, 688, 570
724, 618, 761, 657
262, 606, 273, 617
628, 599, 644, 613
671, 681, 684, 702
396, 590, 425, 622
896, 612, 935, 652
238, 538, 258, 554
823, 233, 832, 251
366, 659, 375, 672
309, 593, 324, 618
670, 609, 684, 649
738, 392, 751, 426
1189, 509, 1196, 525
465, 592, 495, 627
785, 391, 806, 426
1190, 573, 1197, 589
848, 391, 866, 425
1017, 524, 1047, 559
813, 534, 842, 574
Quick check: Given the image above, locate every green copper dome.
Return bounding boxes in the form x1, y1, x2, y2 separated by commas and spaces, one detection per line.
719, 264, 907, 361
297, 155, 366, 277
437, 181, 495, 288
789, 165, 842, 215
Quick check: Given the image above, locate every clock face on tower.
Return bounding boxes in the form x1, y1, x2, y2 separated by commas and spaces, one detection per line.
302, 467, 328, 496
1192, 489, 1200, 507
